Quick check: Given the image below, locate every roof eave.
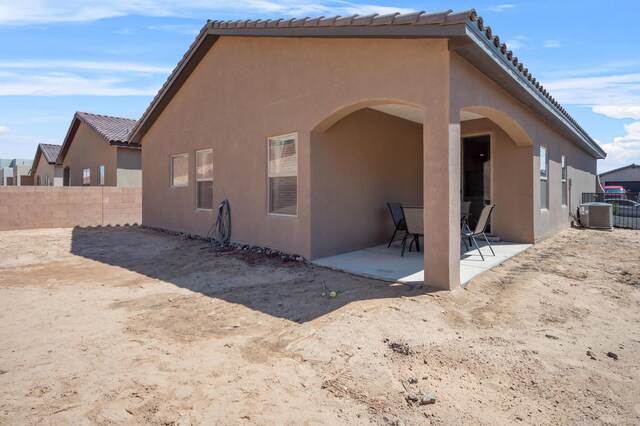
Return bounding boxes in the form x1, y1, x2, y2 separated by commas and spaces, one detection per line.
457, 23, 606, 159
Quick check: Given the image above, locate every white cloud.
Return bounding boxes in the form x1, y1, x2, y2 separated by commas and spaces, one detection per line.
544, 39, 561, 48
598, 122, 640, 172
148, 24, 201, 35
592, 106, 640, 120
0, 1, 414, 25
0, 60, 172, 74
0, 71, 159, 96
0, 126, 9, 134
544, 73, 640, 115
487, 4, 516, 12
504, 36, 526, 51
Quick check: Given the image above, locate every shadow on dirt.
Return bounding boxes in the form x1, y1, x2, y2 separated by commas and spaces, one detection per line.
70, 226, 432, 323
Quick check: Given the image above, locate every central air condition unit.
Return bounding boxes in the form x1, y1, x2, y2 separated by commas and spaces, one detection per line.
579, 202, 613, 230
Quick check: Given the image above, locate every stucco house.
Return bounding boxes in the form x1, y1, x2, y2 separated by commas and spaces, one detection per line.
58, 112, 141, 187
30, 144, 62, 186
0, 159, 33, 186
128, 9, 606, 290
599, 164, 640, 193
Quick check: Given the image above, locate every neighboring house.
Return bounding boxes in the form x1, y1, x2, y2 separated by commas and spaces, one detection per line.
599, 164, 640, 193
0, 159, 34, 186
128, 9, 606, 290
30, 144, 63, 186
57, 112, 141, 187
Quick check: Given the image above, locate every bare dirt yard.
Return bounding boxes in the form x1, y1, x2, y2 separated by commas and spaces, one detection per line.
0, 226, 639, 425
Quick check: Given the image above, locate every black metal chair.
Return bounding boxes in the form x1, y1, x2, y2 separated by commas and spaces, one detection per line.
400, 206, 424, 256
386, 202, 407, 247
461, 203, 496, 261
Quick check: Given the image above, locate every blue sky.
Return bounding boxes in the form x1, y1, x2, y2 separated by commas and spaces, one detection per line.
0, 1, 638, 172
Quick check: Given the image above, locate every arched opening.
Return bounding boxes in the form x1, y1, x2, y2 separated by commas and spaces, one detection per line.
459, 106, 534, 244
310, 100, 426, 263
63, 167, 70, 186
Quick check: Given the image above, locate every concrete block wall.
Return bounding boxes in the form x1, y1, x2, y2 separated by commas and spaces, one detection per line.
0, 187, 141, 231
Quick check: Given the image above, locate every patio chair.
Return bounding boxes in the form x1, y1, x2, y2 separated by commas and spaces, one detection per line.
400, 206, 424, 257
461, 203, 496, 261
386, 202, 407, 247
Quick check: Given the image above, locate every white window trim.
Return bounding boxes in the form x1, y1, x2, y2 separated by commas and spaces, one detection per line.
540, 146, 548, 211
82, 168, 91, 186
170, 153, 189, 188
195, 149, 214, 211
561, 155, 567, 207
267, 132, 298, 217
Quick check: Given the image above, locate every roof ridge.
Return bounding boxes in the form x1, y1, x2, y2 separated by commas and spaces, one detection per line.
76, 110, 136, 121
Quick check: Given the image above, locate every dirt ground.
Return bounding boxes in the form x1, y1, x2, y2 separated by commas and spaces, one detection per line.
0, 226, 639, 425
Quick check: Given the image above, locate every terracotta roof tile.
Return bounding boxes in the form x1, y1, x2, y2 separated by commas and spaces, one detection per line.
76, 111, 137, 144
39, 144, 62, 163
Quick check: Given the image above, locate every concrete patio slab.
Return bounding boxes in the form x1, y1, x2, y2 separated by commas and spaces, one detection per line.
313, 239, 531, 286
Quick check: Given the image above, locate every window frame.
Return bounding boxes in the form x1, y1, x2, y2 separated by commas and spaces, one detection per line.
195, 148, 214, 211
82, 168, 91, 186
561, 155, 567, 207
539, 146, 549, 210
170, 153, 189, 188
97, 164, 105, 186
267, 133, 298, 217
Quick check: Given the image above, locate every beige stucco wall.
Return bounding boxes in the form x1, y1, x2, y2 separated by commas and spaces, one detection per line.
142, 37, 451, 259
32, 156, 56, 186
450, 53, 597, 242
139, 35, 599, 288
460, 118, 534, 243
116, 147, 142, 187
62, 122, 117, 186
310, 108, 423, 259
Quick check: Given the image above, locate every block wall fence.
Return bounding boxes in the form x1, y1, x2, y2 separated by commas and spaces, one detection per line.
0, 187, 141, 231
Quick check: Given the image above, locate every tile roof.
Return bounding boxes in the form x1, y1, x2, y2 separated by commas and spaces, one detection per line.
39, 143, 62, 164
76, 111, 137, 144
129, 8, 605, 159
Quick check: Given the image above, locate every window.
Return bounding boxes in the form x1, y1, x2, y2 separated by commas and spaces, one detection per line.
268, 134, 298, 216
36, 175, 41, 186
540, 147, 548, 210
98, 165, 105, 186
171, 154, 188, 187
196, 149, 213, 210
561, 155, 567, 206
45, 175, 50, 186
82, 168, 91, 186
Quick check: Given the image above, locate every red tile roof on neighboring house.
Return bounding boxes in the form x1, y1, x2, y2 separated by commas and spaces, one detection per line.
57, 111, 138, 165
39, 143, 62, 164
128, 9, 606, 159
75, 111, 137, 144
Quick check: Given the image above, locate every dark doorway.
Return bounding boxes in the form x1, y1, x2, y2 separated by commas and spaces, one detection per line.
63, 167, 70, 186
463, 135, 491, 230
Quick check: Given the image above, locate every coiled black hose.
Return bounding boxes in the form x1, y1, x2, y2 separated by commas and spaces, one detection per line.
207, 199, 231, 248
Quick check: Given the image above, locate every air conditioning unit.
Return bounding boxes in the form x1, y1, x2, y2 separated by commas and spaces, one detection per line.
579, 203, 613, 230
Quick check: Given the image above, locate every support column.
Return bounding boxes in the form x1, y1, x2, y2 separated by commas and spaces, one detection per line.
423, 108, 461, 290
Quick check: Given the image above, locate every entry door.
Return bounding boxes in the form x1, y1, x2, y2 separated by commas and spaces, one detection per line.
462, 135, 491, 230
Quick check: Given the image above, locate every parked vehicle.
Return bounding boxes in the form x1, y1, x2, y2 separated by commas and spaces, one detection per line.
604, 185, 627, 198
606, 198, 640, 217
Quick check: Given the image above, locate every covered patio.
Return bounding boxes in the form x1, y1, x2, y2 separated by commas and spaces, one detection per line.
313, 239, 531, 286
